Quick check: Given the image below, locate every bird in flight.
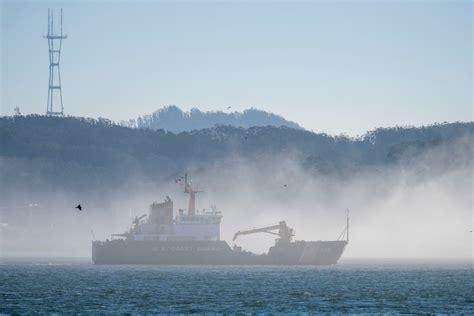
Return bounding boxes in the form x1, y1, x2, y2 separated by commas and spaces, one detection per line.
227, 106, 232, 110
75, 204, 82, 211
283, 184, 287, 188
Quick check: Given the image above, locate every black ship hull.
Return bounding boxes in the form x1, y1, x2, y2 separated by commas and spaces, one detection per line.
92, 239, 347, 265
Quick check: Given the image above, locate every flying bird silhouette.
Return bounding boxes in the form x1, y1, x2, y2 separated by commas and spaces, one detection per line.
75, 204, 82, 211
227, 106, 232, 110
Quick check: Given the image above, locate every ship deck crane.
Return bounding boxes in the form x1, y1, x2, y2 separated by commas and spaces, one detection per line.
133, 214, 147, 226
111, 214, 146, 240
232, 221, 295, 243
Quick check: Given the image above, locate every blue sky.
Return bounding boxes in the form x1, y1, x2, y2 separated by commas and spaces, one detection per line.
1, 0, 472, 135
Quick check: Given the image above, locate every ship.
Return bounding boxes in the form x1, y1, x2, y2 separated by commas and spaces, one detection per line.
92, 174, 349, 265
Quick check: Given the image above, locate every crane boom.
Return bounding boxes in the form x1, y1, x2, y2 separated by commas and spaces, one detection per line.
232, 221, 294, 243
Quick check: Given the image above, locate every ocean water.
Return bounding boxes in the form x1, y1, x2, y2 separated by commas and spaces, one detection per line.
0, 258, 472, 314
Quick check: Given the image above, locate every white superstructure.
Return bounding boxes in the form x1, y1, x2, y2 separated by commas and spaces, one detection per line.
113, 175, 222, 242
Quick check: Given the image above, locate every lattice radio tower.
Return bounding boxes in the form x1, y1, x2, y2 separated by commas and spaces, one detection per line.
43, 8, 67, 116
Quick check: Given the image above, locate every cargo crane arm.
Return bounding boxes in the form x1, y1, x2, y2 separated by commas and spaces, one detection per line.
232, 221, 294, 243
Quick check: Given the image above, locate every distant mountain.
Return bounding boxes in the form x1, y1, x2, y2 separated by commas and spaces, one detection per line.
124, 106, 302, 132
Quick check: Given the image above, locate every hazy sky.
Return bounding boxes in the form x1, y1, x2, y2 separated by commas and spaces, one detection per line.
1, 0, 472, 135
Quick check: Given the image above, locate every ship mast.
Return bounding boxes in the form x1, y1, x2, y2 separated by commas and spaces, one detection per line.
337, 209, 350, 242
346, 208, 350, 243
184, 173, 202, 216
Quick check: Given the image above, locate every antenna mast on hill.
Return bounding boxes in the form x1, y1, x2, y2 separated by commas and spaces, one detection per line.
43, 8, 67, 116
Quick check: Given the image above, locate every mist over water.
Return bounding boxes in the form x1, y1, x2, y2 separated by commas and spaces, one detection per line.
196, 136, 472, 258
1, 134, 471, 260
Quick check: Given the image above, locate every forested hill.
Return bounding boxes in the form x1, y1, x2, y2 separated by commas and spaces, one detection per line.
124, 106, 302, 132
1, 115, 472, 199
